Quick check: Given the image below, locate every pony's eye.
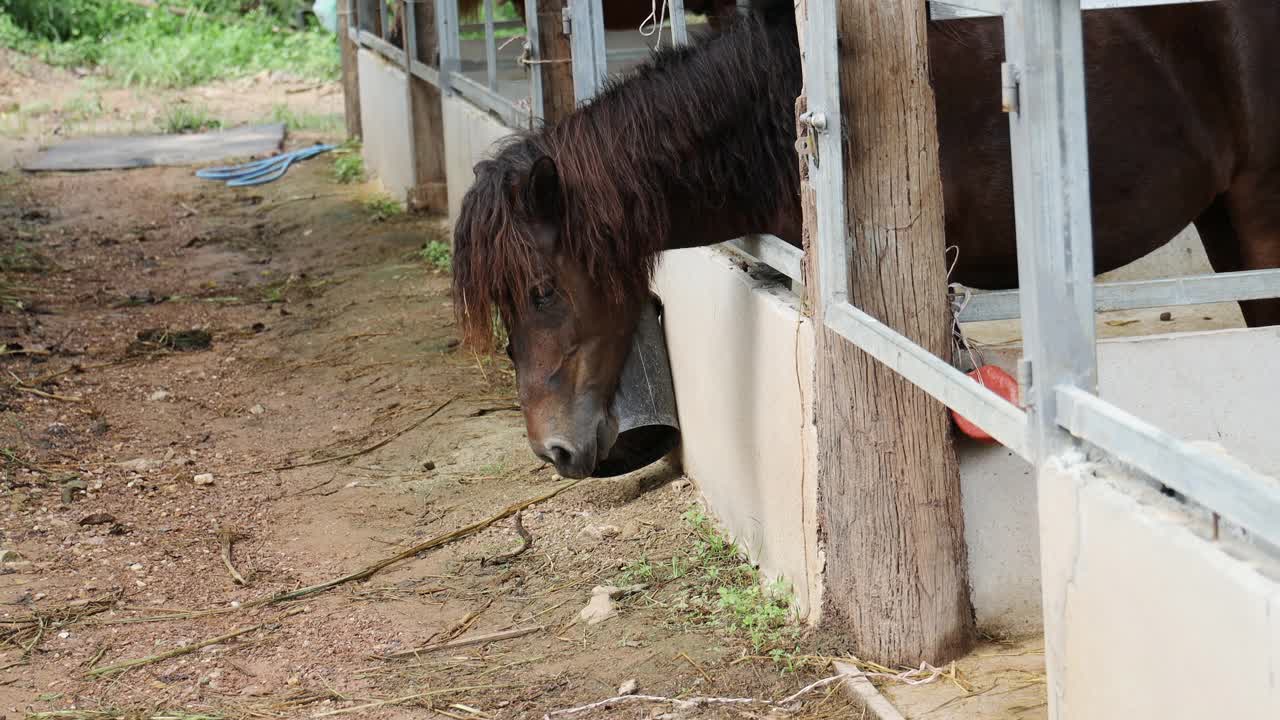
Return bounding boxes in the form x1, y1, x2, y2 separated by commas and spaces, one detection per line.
531, 285, 556, 309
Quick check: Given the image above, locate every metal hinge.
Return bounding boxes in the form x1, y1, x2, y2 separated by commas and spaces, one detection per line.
562, 6, 571, 35
1001, 62, 1020, 114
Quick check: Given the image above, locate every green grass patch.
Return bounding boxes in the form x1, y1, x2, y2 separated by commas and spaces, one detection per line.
420, 240, 451, 273
0, 2, 340, 88
363, 194, 402, 222
619, 506, 800, 657
332, 147, 364, 184
158, 104, 221, 134
269, 103, 343, 133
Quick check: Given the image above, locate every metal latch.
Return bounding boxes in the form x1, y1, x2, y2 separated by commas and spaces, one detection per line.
796, 110, 827, 167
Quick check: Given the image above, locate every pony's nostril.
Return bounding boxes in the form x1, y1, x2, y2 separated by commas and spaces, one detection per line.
544, 441, 575, 469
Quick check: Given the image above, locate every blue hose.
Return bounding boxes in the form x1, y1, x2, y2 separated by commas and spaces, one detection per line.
197, 143, 338, 187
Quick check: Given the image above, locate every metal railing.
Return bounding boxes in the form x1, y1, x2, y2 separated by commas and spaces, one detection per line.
802, 0, 1280, 552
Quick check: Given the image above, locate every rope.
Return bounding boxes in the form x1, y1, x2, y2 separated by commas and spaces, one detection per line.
196, 144, 338, 188
639, 0, 671, 50
947, 244, 986, 375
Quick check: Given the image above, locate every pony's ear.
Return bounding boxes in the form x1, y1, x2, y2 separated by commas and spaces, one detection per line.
525, 155, 562, 222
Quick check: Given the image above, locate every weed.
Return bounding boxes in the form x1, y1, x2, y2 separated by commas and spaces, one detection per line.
364, 195, 403, 222
270, 104, 343, 134
478, 459, 508, 476
0, 242, 50, 273
158, 104, 221, 134
333, 149, 364, 184
420, 240, 451, 273
61, 92, 104, 121
19, 100, 51, 117
616, 506, 801, 656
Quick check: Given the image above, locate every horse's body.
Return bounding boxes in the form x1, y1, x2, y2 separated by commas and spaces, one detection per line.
454, 1, 1280, 478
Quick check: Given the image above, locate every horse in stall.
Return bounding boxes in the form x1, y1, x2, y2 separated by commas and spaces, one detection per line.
452, 0, 1280, 479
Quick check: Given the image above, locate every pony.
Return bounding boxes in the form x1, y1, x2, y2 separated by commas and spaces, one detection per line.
453, 0, 1280, 479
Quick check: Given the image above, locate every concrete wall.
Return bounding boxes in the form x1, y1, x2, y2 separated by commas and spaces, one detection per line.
442, 95, 513, 227
356, 50, 415, 202
653, 247, 823, 621
1038, 454, 1280, 719
959, 324, 1280, 635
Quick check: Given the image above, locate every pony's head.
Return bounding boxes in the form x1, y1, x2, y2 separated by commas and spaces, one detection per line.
453, 139, 657, 479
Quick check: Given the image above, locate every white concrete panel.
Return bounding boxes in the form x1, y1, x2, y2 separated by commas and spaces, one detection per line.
957, 441, 1040, 636
1038, 455, 1280, 719
442, 95, 515, 228
356, 50, 415, 202
652, 247, 822, 621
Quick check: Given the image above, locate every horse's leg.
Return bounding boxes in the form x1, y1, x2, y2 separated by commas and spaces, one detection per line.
1223, 176, 1280, 328
1195, 195, 1242, 272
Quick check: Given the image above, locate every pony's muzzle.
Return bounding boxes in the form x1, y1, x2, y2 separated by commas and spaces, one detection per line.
593, 295, 681, 478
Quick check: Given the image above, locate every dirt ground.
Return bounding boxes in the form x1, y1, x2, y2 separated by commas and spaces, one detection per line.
0, 48, 893, 720
0, 48, 1053, 720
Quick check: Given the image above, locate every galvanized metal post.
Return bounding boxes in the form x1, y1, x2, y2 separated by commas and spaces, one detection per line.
568, 0, 608, 102
803, 0, 849, 310
437, 0, 462, 95
483, 0, 499, 91
670, 0, 688, 46
523, 0, 546, 123
1003, 0, 1098, 461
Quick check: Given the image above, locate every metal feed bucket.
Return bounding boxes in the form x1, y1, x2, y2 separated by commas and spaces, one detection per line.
593, 295, 681, 477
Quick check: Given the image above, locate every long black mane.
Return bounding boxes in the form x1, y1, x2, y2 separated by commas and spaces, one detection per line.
452, 8, 801, 347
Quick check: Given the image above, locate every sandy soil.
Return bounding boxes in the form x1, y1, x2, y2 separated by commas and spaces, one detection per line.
0, 48, 901, 720
0, 44, 1054, 720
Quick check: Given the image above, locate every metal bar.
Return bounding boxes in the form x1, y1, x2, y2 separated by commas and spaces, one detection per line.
804, 0, 849, 308
459, 20, 525, 31
524, 0, 545, 123
409, 59, 441, 87
449, 71, 528, 127
670, 0, 688, 46
483, 0, 498, 91
724, 235, 804, 285
359, 29, 408, 66
825, 302, 1030, 458
1056, 386, 1280, 550
569, 0, 608, 103
929, 0, 1218, 21
928, 0, 1003, 20
955, 268, 1280, 323
438, 0, 462, 95
1004, 0, 1098, 460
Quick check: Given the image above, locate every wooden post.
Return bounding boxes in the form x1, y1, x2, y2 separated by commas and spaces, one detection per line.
339, 0, 362, 139
804, 0, 976, 663
535, 0, 574, 123
406, 0, 448, 213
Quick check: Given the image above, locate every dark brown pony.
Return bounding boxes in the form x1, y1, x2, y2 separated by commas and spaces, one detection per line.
453, 0, 1280, 479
